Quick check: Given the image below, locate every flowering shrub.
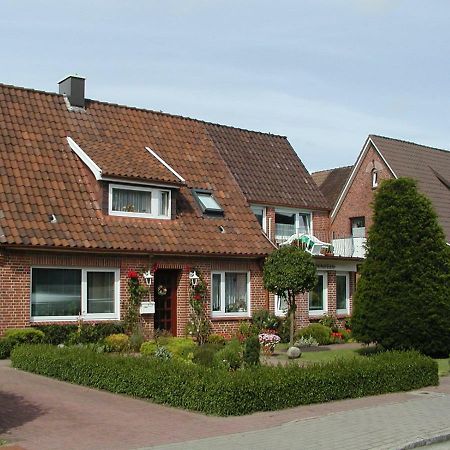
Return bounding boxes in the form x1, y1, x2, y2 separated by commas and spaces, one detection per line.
331, 331, 344, 342
124, 270, 148, 334
186, 270, 211, 345
294, 335, 319, 348
127, 270, 139, 279
258, 333, 281, 354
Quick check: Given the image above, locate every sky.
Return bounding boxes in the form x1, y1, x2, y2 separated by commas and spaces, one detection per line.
1, 0, 449, 172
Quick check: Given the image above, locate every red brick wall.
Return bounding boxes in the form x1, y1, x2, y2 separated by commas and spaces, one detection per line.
0, 249, 266, 338
332, 143, 394, 238
312, 210, 330, 243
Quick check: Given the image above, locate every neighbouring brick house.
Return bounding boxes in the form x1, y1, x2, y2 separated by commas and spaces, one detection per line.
0, 76, 358, 338
213, 124, 359, 327
314, 135, 450, 259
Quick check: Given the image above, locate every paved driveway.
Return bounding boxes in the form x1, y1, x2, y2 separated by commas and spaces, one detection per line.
1, 360, 449, 450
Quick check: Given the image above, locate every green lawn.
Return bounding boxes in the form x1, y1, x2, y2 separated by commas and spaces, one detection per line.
273, 344, 449, 376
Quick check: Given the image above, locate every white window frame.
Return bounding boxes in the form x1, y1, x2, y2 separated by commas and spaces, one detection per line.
336, 272, 350, 315
274, 207, 313, 242
372, 169, 378, 188
30, 267, 120, 322
250, 204, 267, 232
274, 292, 288, 317
210, 271, 251, 318
108, 183, 171, 219
309, 271, 328, 316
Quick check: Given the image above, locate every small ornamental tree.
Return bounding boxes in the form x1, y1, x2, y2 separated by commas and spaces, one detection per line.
263, 246, 317, 346
352, 178, 450, 358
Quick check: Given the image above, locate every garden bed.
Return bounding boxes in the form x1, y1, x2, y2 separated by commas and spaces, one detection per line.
11, 344, 438, 416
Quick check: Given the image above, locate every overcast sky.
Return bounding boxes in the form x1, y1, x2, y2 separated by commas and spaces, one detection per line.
1, 0, 449, 171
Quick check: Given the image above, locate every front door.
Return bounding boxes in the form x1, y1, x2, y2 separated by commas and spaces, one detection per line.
154, 270, 178, 335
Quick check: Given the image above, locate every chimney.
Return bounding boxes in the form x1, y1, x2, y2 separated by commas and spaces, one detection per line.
58, 75, 85, 108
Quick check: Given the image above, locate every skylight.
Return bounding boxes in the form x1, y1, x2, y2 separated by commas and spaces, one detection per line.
193, 190, 223, 215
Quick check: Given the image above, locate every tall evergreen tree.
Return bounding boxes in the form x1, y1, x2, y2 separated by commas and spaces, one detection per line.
352, 178, 450, 358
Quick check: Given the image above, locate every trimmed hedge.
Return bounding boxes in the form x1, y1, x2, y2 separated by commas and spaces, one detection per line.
11, 345, 438, 416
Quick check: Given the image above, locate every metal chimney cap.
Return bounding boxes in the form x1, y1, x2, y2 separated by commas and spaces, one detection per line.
58, 74, 86, 84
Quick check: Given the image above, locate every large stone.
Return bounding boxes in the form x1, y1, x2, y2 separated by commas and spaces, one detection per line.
287, 346, 301, 359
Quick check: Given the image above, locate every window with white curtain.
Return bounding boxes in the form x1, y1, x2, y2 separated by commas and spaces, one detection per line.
109, 184, 171, 219
211, 271, 250, 316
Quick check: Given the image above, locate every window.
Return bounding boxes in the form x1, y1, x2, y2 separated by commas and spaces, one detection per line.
211, 271, 250, 316
309, 272, 327, 315
250, 205, 267, 232
192, 190, 223, 215
275, 292, 288, 316
336, 273, 350, 313
109, 184, 171, 219
31, 268, 120, 321
372, 169, 378, 188
351, 216, 366, 237
275, 209, 311, 243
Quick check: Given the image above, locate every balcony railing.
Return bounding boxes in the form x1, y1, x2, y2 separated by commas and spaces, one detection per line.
332, 236, 367, 258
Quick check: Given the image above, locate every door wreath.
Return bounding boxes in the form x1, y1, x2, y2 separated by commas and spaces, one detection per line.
157, 285, 168, 296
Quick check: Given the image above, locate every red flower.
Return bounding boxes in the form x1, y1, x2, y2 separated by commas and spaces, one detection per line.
194, 294, 202, 300
127, 270, 139, 279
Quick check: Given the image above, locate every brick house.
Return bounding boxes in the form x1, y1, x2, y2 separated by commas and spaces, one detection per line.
213, 124, 359, 327
0, 76, 358, 338
314, 135, 450, 259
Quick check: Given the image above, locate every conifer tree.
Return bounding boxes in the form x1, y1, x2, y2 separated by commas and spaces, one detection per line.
352, 178, 450, 358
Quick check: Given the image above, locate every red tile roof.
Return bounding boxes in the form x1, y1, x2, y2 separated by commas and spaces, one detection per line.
370, 135, 450, 241
312, 166, 352, 209
75, 139, 184, 185
206, 124, 330, 210
0, 83, 281, 257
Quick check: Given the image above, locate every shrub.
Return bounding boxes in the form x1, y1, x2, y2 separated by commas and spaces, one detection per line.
237, 321, 258, 340
140, 341, 158, 356
104, 334, 130, 353
243, 335, 260, 366
207, 334, 227, 346
129, 328, 145, 352
294, 336, 319, 348
165, 338, 196, 361
192, 343, 220, 367
319, 314, 338, 331
0, 338, 13, 359
296, 324, 332, 345
68, 322, 125, 345
154, 346, 172, 360
0, 328, 45, 359
277, 316, 291, 343
140, 338, 195, 361
34, 324, 78, 344
214, 339, 242, 370
252, 309, 278, 332
4, 328, 45, 345
11, 345, 438, 416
